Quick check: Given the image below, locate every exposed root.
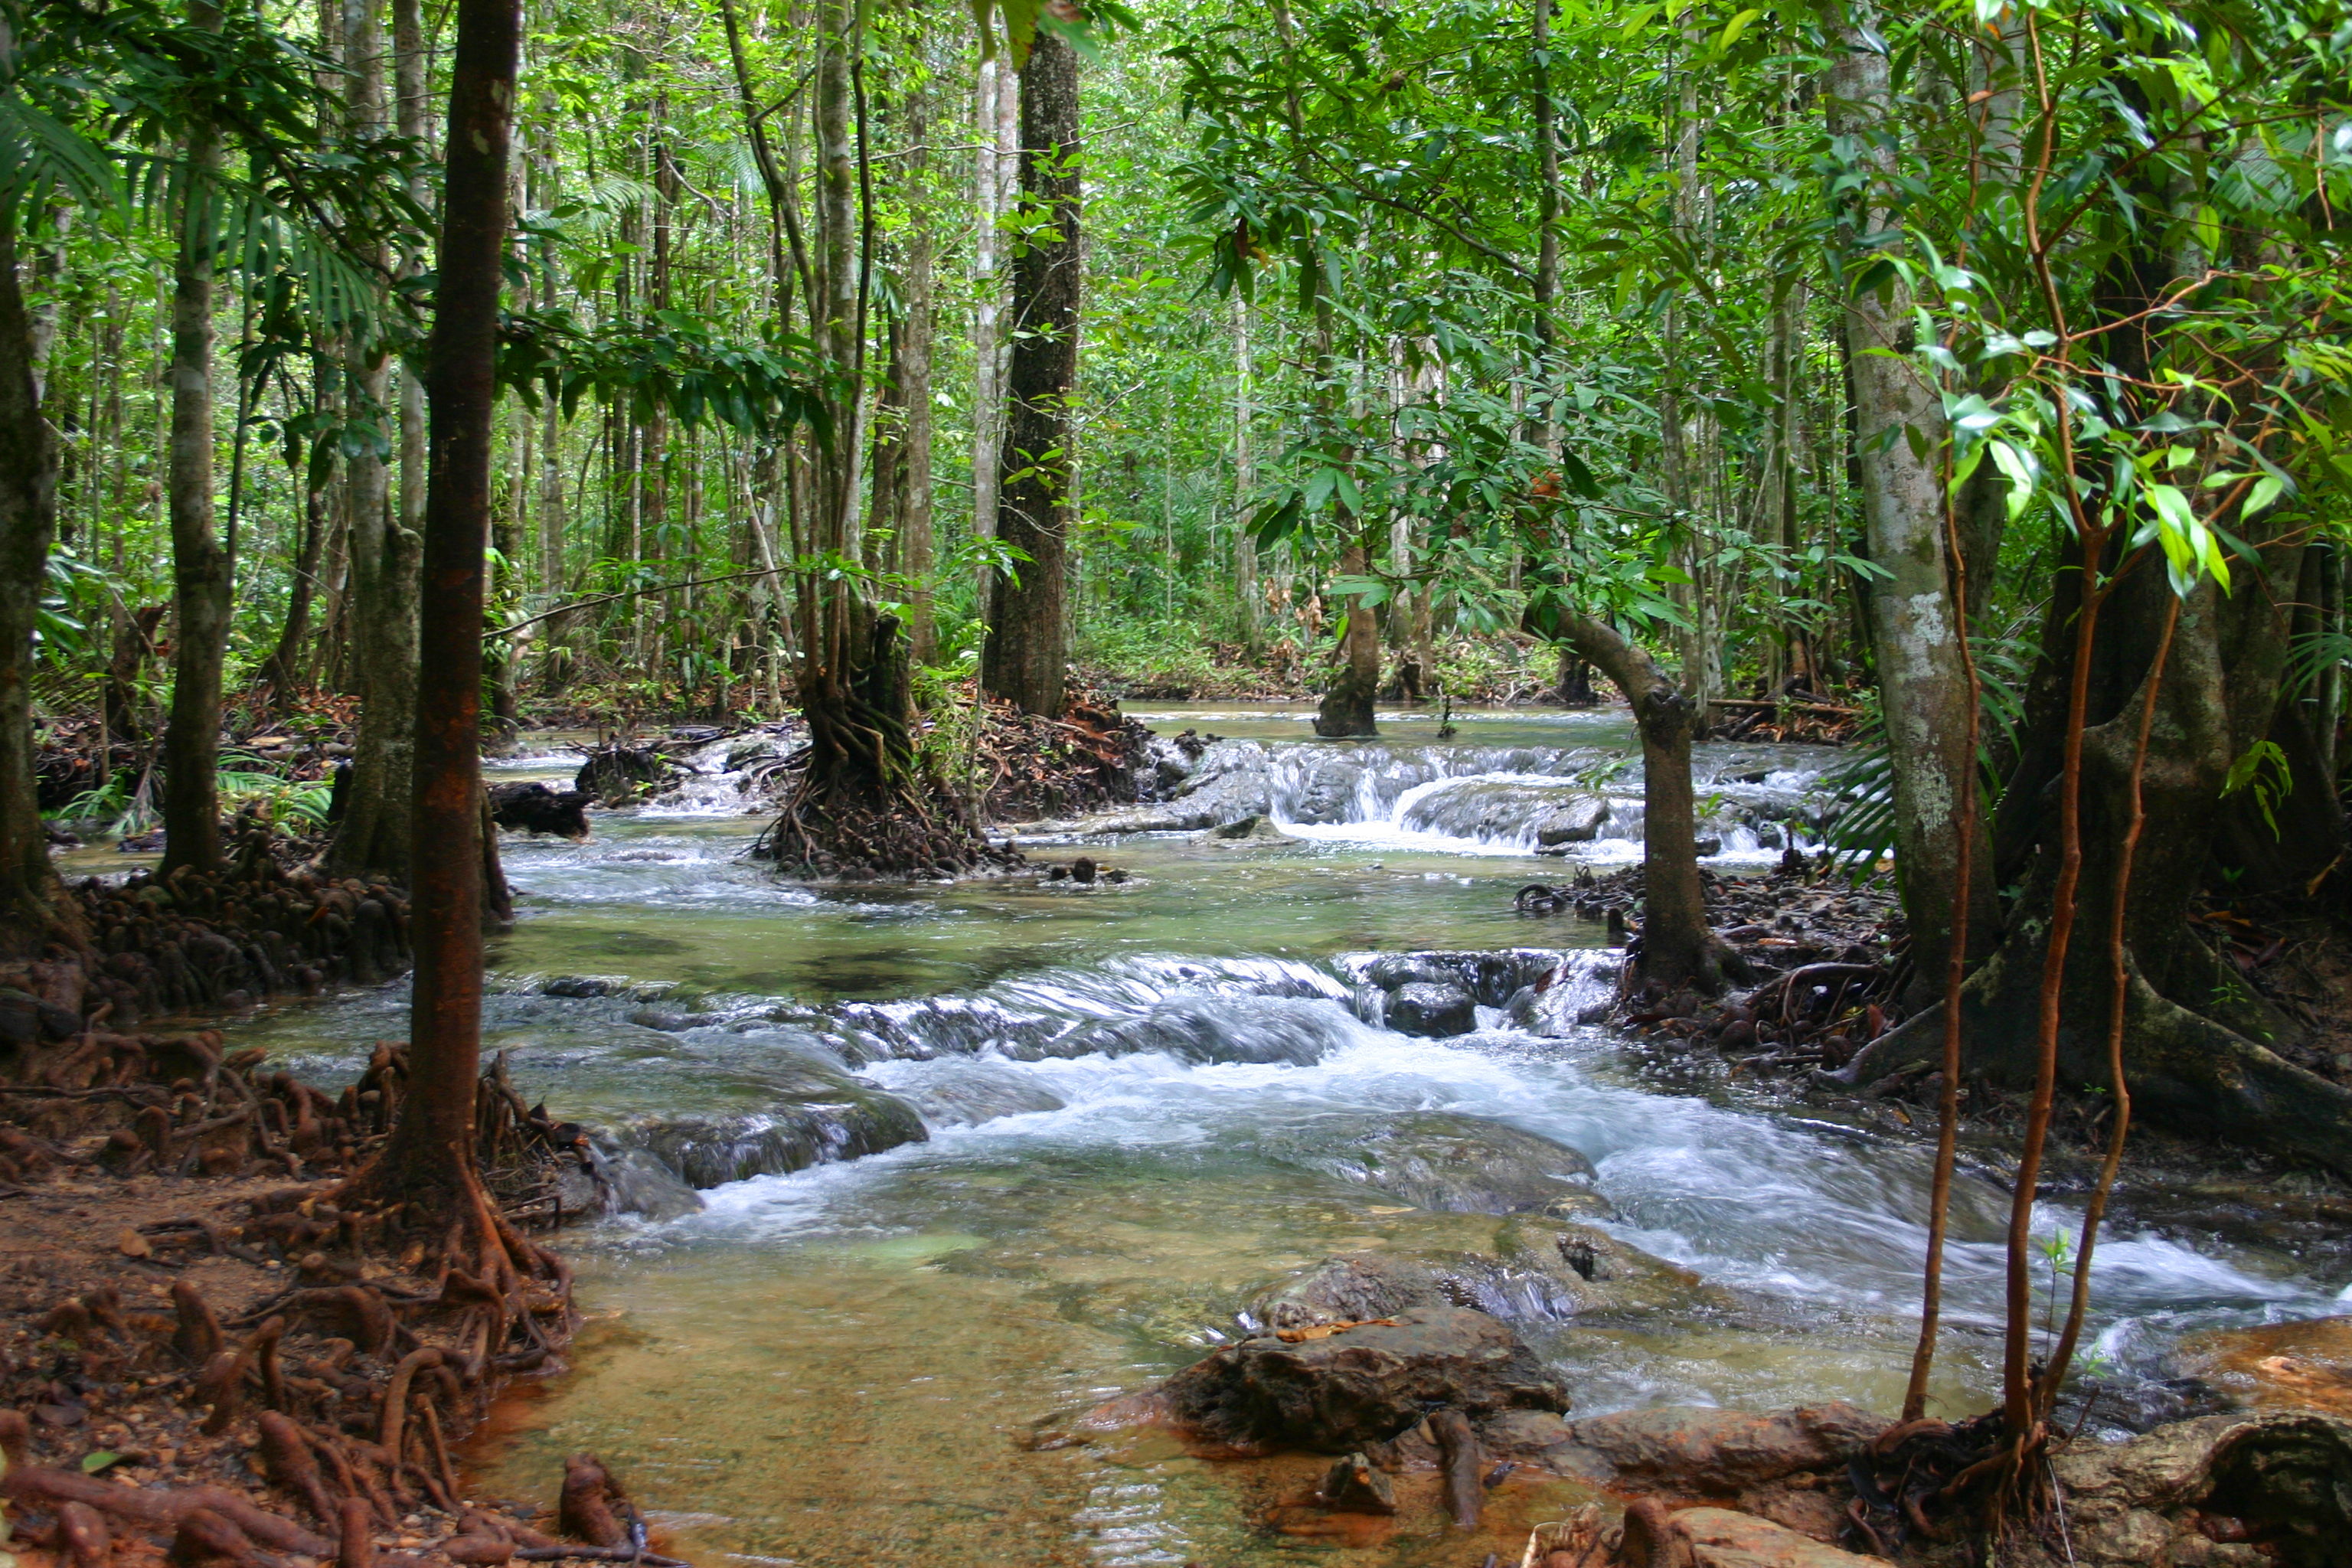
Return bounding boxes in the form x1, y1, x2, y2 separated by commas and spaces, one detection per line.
0, 1023, 641, 1568
753, 768, 1021, 881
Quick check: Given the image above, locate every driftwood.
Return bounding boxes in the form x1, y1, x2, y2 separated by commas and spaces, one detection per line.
1429, 1408, 1484, 1530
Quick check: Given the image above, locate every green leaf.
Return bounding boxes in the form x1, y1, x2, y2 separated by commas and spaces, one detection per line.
80, 1452, 120, 1475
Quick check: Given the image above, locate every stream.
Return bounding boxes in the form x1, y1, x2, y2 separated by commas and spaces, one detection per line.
206, 701, 2347, 1568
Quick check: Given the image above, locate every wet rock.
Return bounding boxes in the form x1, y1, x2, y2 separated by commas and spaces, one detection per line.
1387, 982, 1477, 1037
590, 1146, 706, 1220
626, 1005, 720, 1032
1532, 795, 1612, 845
1207, 813, 1285, 841
1156, 1305, 1570, 1452
2035, 1412, 2352, 1568
575, 743, 683, 806
1280, 760, 1366, 825
1319, 1452, 1398, 1514
542, 975, 620, 998
487, 781, 593, 840
1054, 996, 1367, 1067
1620, 1504, 1893, 1567
1354, 949, 1566, 1008
622, 1069, 927, 1187
724, 734, 786, 772
1257, 1111, 1605, 1217
897, 1061, 1068, 1128
1516, 1403, 1892, 1493
2171, 1315, 2352, 1419
1246, 1211, 1709, 1334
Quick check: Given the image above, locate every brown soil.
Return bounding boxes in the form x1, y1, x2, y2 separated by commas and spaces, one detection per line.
0, 1027, 653, 1568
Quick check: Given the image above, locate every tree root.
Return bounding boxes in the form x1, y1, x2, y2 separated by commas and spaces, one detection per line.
753, 765, 1022, 881
0, 1024, 624, 1568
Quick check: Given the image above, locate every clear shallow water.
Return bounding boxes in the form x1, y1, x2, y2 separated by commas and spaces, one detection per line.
217, 704, 2344, 1567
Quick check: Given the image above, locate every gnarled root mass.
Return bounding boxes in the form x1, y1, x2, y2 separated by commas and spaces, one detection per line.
754, 779, 1022, 881
7, 808, 413, 1033
0, 1025, 648, 1568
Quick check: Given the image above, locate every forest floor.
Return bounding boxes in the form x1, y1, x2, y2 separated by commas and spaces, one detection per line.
0, 1031, 658, 1568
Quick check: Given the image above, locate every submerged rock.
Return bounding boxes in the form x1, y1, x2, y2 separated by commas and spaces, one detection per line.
1387, 981, 1477, 1037
590, 1146, 707, 1221
1054, 996, 1367, 1066
897, 1060, 1068, 1128
1246, 1210, 1710, 1333
1156, 1305, 1570, 1452
618, 1063, 926, 1187
1256, 1111, 1607, 1217
2171, 1315, 2352, 1419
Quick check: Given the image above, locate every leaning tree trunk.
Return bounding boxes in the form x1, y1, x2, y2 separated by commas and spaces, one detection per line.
162, 32, 230, 880
981, 28, 1080, 720
1551, 612, 1726, 993
0, 211, 85, 958
1313, 540, 1381, 737
1827, 1, 1995, 1002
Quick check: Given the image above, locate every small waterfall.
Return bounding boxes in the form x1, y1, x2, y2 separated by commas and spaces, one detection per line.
639, 729, 795, 816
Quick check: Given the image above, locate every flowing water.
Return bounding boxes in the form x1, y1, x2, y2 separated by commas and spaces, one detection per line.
207, 702, 2347, 1567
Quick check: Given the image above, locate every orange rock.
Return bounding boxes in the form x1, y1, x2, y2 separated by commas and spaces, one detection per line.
2175, 1315, 2352, 1418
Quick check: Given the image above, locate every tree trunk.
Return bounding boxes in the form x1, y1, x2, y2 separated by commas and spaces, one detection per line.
1850, 554, 2352, 1174
0, 211, 84, 956
980, 28, 1080, 719
1553, 611, 1723, 992
364, 0, 519, 1216
1233, 298, 1259, 650
970, 55, 1017, 612
260, 443, 330, 697
161, 13, 229, 880
1314, 542, 1381, 737
1826, 1, 1995, 1002
898, 70, 937, 666
328, 0, 420, 883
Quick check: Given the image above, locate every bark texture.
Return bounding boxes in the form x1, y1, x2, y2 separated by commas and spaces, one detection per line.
367, 0, 518, 1206
0, 214, 83, 956
161, 24, 230, 879
1551, 612, 1723, 991
981, 29, 1080, 718
1313, 541, 1381, 737
1826, 2, 1996, 1001
328, 0, 420, 883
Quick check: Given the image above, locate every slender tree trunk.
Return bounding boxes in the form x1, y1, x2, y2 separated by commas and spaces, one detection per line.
1232, 298, 1259, 650
980, 29, 1080, 718
367, 0, 520, 1214
971, 56, 1017, 611
1827, 3, 1997, 1001
1530, 0, 1560, 381
328, 0, 421, 882
899, 72, 937, 665
0, 209, 84, 954
261, 433, 330, 696
161, 6, 229, 879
